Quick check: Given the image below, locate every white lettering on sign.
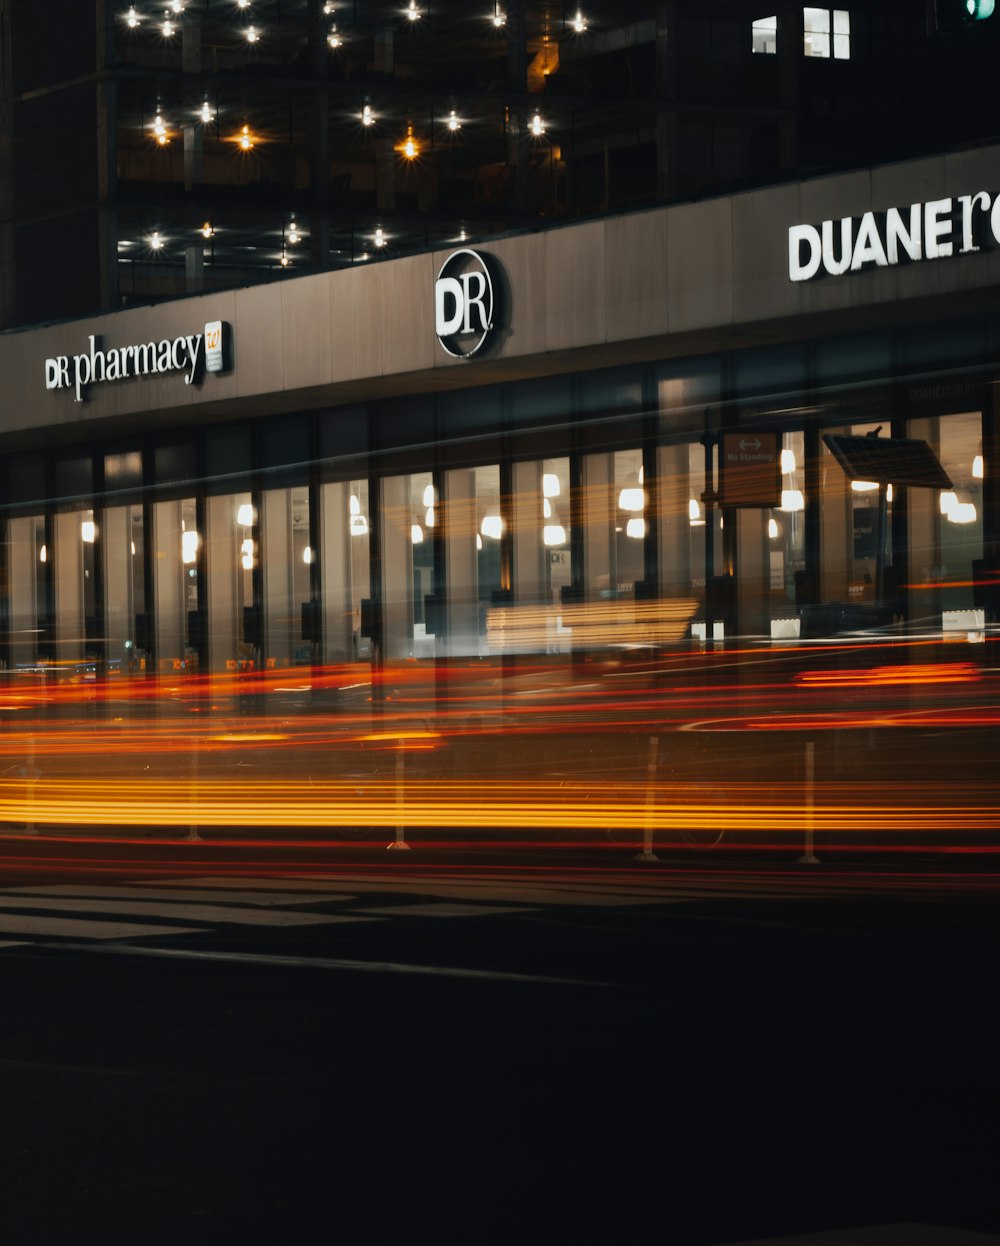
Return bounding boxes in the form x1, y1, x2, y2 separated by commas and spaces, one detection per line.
43, 321, 230, 402
435, 249, 498, 358
789, 191, 999, 282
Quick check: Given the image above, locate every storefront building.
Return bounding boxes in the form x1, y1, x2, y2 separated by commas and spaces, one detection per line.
2, 142, 999, 692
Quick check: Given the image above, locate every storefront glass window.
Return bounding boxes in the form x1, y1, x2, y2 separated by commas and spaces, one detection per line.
103, 503, 146, 675
153, 497, 199, 674
908, 411, 984, 629
6, 515, 47, 668
261, 485, 312, 671
319, 479, 370, 665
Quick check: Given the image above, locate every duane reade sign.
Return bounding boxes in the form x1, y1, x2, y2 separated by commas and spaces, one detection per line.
434, 248, 498, 358
788, 192, 1000, 282
44, 319, 232, 402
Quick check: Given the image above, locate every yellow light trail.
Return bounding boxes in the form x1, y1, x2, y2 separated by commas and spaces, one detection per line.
1, 777, 998, 832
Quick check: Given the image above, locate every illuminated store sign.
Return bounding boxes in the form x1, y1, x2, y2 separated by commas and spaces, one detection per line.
434, 248, 499, 358
44, 319, 232, 402
789, 192, 1000, 281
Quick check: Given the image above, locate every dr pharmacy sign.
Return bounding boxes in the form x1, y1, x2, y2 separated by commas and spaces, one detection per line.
44, 319, 231, 402
788, 192, 1000, 282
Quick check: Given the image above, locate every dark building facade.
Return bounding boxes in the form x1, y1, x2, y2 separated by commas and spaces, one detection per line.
3, 1, 1000, 332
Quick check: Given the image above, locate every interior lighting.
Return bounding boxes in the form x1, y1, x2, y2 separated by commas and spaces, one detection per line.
237, 0, 250, 7
458, 228, 467, 241
768, 517, 779, 539
688, 498, 701, 523
182, 530, 199, 564
349, 494, 361, 515
973, 454, 984, 478
411, 524, 424, 545
362, 103, 374, 127
425, 507, 436, 527
39, 544, 47, 564
150, 231, 163, 250
169, 0, 184, 11
374, 227, 386, 248
530, 112, 546, 137
626, 517, 646, 539
950, 502, 978, 524
162, 17, 175, 36
851, 479, 878, 491
241, 538, 255, 570
396, 124, 419, 160
780, 448, 796, 474
237, 503, 254, 526
350, 514, 369, 537
543, 498, 553, 519
245, 24, 259, 43
618, 477, 645, 511
543, 473, 561, 498
422, 484, 436, 507
200, 99, 214, 124
323, 2, 335, 12
328, 26, 341, 47
152, 113, 169, 145
303, 546, 314, 565
476, 534, 483, 551
288, 217, 300, 244
491, 5, 506, 27
239, 124, 255, 149
940, 490, 959, 516
201, 221, 214, 239
81, 520, 96, 544
406, 1, 420, 20
126, 6, 140, 28
447, 110, 461, 132
570, 9, 588, 33
780, 489, 805, 512
481, 514, 504, 540
543, 525, 567, 546
280, 250, 290, 268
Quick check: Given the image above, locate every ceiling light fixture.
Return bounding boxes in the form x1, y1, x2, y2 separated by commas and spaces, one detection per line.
571, 9, 588, 33
361, 103, 374, 127
125, 6, 140, 28
530, 112, 546, 137
245, 24, 259, 43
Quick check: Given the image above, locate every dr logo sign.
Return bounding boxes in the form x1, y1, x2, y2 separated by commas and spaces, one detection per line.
434, 248, 499, 358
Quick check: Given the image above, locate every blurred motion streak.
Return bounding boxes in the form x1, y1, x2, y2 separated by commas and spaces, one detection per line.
1, 777, 998, 832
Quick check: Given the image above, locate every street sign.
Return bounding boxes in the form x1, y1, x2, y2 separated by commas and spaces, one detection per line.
719, 431, 781, 507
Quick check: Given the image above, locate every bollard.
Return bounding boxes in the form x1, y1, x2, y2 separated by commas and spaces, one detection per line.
387, 747, 411, 851
634, 735, 660, 863
797, 740, 819, 864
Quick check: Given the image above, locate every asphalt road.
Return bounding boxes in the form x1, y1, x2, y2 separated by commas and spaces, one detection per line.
0, 835, 998, 1245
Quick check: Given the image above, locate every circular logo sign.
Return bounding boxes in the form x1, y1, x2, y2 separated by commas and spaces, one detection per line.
434, 248, 496, 358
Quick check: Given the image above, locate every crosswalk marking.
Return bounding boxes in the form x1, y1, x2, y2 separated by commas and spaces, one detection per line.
0, 914, 208, 940
355, 902, 537, 919
0, 895, 372, 927
12, 883, 353, 906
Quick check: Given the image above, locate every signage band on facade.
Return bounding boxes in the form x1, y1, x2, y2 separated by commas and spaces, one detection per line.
44, 319, 231, 402
789, 192, 1000, 282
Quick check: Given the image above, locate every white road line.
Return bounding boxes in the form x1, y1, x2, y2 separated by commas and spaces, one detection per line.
9, 884, 351, 906
0, 896, 374, 927
0, 914, 208, 940
78, 942, 605, 985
